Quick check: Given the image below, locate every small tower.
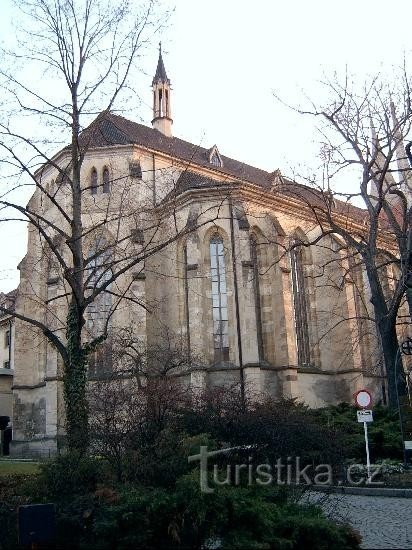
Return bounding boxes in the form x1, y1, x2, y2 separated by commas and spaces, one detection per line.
152, 43, 173, 137
390, 101, 412, 205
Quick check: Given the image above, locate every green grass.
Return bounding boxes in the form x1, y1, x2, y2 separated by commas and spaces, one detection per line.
0, 460, 39, 476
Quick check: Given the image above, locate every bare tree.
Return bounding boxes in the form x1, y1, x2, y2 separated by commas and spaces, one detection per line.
277, 67, 412, 407
0, 0, 223, 453
88, 327, 194, 480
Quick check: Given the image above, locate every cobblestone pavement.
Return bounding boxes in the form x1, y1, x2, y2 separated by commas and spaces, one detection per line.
304, 492, 412, 549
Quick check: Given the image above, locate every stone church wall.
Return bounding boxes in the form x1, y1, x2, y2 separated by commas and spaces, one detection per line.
9, 145, 389, 457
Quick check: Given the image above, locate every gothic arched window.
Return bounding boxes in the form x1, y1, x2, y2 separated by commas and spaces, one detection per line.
91, 168, 98, 195
210, 235, 229, 362
86, 237, 113, 376
290, 241, 311, 366
250, 235, 264, 362
102, 168, 110, 193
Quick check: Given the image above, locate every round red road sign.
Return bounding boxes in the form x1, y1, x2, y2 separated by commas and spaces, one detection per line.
354, 389, 372, 409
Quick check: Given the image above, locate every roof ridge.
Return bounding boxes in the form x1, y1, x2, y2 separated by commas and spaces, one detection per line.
107, 113, 272, 179
84, 112, 367, 219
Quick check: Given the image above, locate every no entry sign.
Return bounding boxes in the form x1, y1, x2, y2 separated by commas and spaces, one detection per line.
354, 389, 372, 409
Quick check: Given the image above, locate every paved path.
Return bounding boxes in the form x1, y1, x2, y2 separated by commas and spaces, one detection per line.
304, 492, 412, 549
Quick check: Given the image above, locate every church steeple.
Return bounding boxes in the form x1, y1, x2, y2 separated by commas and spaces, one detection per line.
390, 101, 412, 204
152, 43, 173, 137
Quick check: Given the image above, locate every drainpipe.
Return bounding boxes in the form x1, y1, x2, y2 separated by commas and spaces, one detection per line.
152, 153, 156, 206
183, 245, 192, 367
8, 318, 12, 369
229, 198, 245, 405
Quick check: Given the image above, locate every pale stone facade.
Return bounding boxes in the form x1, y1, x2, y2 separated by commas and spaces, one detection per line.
9, 50, 390, 457
0, 291, 15, 448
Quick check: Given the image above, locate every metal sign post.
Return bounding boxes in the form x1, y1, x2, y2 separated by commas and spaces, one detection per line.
357, 409, 373, 481
364, 422, 371, 481
355, 390, 373, 483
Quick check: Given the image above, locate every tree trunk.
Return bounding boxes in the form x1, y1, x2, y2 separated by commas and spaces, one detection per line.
63, 90, 89, 453
64, 301, 89, 453
378, 321, 407, 409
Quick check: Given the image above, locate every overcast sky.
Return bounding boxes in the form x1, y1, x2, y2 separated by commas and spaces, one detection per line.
1, 0, 411, 292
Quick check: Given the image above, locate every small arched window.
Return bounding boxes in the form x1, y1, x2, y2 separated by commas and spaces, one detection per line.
129, 162, 142, 179
102, 168, 110, 193
91, 168, 98, 195
290, 240, 311, 366
210, 235, 229, 362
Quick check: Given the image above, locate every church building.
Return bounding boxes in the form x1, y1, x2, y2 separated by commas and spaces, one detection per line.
10, 48, 387, 457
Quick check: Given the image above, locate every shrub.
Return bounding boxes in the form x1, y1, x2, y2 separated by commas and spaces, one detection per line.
181, 393, 346, 473
31, 473, 360, 549
0, 501, 17, 549
315, 403, 403, 461
267, 507, 362, 550
24, 452, 106, 501
0, 474, 36, 549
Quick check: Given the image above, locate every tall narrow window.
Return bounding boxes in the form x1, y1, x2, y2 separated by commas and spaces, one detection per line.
250, 235, 264, 362
102, 168, 110, 193
290, 242, 311, 366
210, 236, 229, 362
165, 89, 169, 116
86, 237, 113, 376
86, 241, 112, 334
91, 168, 98, 195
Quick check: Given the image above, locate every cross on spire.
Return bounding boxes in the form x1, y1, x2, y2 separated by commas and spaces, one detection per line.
152, 41, 169, 85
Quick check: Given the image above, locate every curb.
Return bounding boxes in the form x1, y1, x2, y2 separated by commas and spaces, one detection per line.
0, 458, 39, 464
309, 485, 412, 498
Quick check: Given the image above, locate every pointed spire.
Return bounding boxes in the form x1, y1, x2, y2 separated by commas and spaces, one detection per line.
369, 108, 397, 203
152, 42, 170, 85
390, 100, 412, 202
390, 101, 410, 174
369, 110, 380, 157
151, 42, 173, 136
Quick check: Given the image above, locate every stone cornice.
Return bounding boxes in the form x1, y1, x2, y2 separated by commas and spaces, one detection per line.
12, 382, 46, 390
239, 183, 394, 244
33, 141, 398, 254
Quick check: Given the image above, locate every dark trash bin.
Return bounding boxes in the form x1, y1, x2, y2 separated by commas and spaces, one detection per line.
18, 504, 56, 547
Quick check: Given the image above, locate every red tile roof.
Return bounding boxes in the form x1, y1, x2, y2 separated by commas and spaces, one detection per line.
81, 113, 274, 187
80, 112, 368, 222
